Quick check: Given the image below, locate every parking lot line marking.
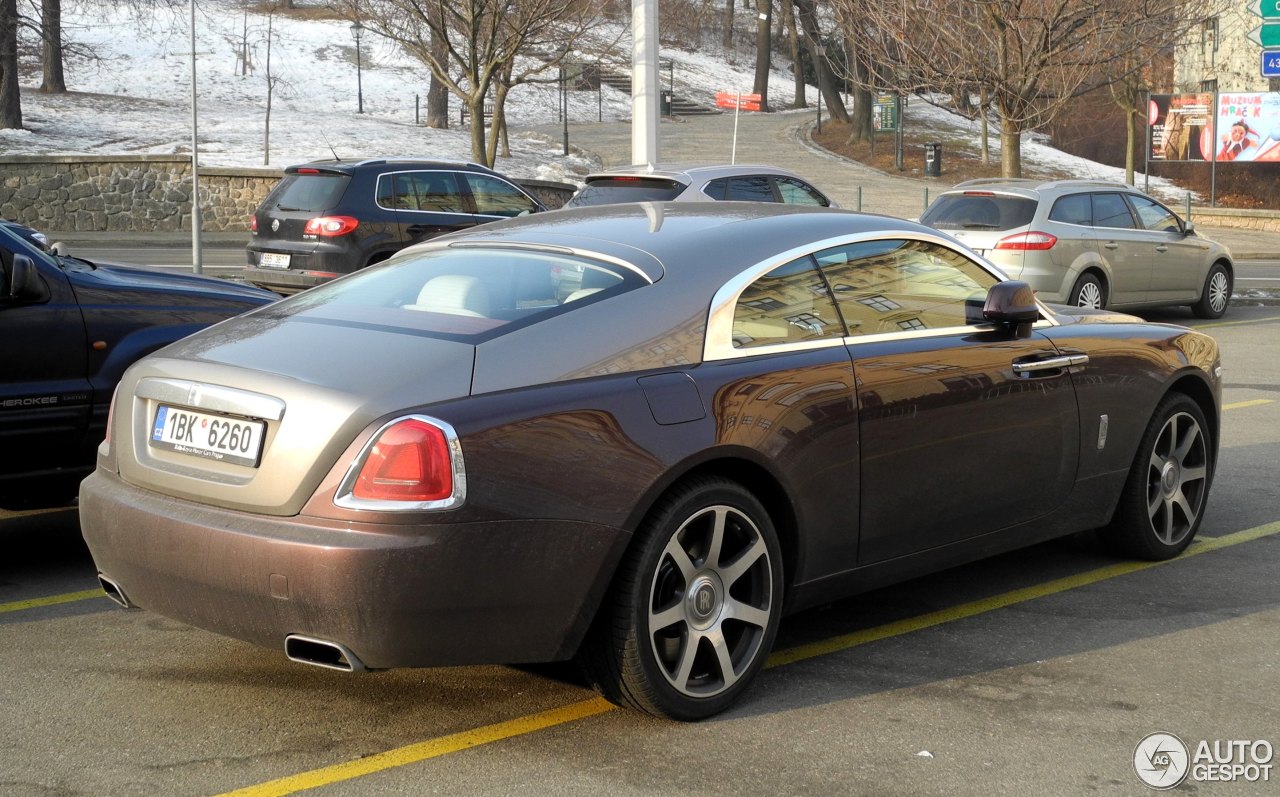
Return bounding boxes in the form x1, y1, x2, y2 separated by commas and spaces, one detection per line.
0, 588, 105, 615
1196, 314, 1280, 330
1223, 398, 1274, 411
217, 697, 615, 797
766, 520, 1280, 669
213, 520, 1280, 797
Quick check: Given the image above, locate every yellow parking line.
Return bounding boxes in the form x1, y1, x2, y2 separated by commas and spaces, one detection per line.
218, 698, 615, 797
0, 588, 105, 615
215, 519, 1280, 797
1223, 398, 1274, 411
1196, 314, 1280, 330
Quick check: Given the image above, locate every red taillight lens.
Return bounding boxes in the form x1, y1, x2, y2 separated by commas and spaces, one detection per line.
303, 216, 359, 237
249, 215, 258, 232
352, 418, 455, 503
995, 231, 1058, 251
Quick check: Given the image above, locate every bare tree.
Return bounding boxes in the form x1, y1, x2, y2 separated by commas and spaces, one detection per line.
782, 0, 804, 108
347, 0, 603, 166
793, 0, 848, 124
751, 0, 771, 109
39, 0, 65, 92
0, 0, 19, 129
832, 0, 1217, 177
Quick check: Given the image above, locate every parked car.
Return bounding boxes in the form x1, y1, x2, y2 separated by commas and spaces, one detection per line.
245, 158, 546, 294
564, 163, 837, 208
1, 218, 55, 253
81, 203, 1219, 720
0, 224, 278, 509
920, 178, 1233, 318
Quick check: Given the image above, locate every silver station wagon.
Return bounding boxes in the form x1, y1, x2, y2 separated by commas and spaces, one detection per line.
921, 179, 1233, 318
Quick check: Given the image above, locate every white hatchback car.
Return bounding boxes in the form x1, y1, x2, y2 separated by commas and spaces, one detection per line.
921, 179, 1233, 318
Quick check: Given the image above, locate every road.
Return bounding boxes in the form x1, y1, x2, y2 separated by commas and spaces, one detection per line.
3, 305, 1278, 796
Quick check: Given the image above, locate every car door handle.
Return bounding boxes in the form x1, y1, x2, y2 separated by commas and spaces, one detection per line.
1155, 245, 1168, 253
1012, 354, 1089, 375
1103, 242, 1120, 250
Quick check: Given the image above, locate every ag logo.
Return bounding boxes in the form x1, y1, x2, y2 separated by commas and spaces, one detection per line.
1135, 732, 1190, 789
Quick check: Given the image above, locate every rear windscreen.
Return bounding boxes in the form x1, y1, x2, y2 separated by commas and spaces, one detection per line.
266, 173, 351, 212
920, 193, 1037, 231
275, 247, 647, 342
566, 178, 685, 207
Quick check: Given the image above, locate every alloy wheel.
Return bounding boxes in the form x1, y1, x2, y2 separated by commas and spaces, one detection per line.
1145, 411, 1208, 546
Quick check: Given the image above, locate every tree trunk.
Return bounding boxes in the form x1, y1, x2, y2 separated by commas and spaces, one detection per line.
786, 0, 804, 108
426, 20, 449, 128
847, 38, 871, 143
752, 0, 771, 110
468, 96, 489, 165
0, 0, 21, 129
979, 86, 990, 165
1000, 117, 1022, 178
488, 82, 512, 164
40, 0, 66, 93
794, 0, 847, 123
723, 0, 735, 49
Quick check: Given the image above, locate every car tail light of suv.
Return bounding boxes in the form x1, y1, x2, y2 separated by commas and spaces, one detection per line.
995, 232, 1058, 251
335, 416, 466, 511
303, 216, 360, 237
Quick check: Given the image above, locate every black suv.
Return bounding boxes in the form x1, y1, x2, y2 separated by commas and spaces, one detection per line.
0, 225, 277, 509
245, 158, 546, 294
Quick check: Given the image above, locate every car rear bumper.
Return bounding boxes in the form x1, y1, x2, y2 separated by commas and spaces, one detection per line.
241, 266, 335, 294
79, 468, 629, 669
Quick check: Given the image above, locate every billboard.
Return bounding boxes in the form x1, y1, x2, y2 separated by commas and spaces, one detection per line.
1148, 93, 1213, 161
1214, 92, 1280, 162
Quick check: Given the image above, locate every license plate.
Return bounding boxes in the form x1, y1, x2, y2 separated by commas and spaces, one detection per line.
259, 252, 291, 269
150, 405, 265, 467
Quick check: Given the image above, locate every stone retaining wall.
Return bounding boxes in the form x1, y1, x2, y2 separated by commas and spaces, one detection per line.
1189, 206, 1280, 232
0, 155, 576, 233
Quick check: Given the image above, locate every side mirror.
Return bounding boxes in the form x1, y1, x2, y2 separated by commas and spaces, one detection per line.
983, 280, 1039, 338
7, 254, 51, 303
1183, 221, 1196, 236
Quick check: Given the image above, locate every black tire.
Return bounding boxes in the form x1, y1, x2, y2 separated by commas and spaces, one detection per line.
1068, 272, 1106, 309
1191, 262, 1232, 319
579, 476, 783, 720
1105, 393, 1213, 560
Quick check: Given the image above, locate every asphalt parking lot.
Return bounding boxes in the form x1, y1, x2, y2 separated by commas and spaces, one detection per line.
2, 303, 1278, 797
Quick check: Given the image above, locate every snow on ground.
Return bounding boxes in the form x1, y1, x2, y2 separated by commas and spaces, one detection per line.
1, 1, 1178, 196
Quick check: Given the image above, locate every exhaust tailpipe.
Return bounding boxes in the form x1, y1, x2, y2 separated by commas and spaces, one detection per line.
97, 574, 133, 609
284, 634, 367, 672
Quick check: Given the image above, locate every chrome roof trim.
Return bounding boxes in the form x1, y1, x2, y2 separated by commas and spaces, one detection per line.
702, 229, 1059, 363
408, 239, 658, 284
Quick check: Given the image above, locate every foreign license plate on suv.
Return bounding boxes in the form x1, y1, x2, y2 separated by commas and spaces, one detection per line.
150, 405, 265, 467
259, 252, 291, 269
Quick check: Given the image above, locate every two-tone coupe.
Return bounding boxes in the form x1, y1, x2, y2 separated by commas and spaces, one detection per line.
80, 203, 1220, 720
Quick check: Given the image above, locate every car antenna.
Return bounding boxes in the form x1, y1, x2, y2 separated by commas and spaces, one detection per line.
320, 128, 342, 162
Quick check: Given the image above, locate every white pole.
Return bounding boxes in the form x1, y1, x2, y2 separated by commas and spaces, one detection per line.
190, 0, 203, 274
631, 0, 659, 166
732, 92, 741, 165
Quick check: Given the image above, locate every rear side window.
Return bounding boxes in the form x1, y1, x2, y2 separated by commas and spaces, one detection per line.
268, 173, 350, 212
569, 177, 685, 206
724, 175, 775, 202
1092, 193, 1136, 229
463, 174, 539, 217
921, 193, 1036, 231
278, 248, 645, 342
732, 257, 842, 348
1048, 194, 1092, 226
776, 177, 829, 206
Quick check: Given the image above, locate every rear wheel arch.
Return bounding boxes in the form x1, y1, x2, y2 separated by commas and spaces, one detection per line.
623, 456, 800, 602
1069, 268, 1109, 308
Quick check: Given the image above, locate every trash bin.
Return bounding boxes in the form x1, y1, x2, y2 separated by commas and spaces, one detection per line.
924, 142, 942, 177
660, 90, 672, 116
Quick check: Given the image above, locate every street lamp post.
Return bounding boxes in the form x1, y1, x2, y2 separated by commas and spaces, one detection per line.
350, 20, 365, 114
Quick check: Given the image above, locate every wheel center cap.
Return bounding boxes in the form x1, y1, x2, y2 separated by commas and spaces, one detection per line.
686, 573, 724, 631
1162, 461, 1180, 495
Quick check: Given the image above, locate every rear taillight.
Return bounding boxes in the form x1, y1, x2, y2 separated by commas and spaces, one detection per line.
341, 416, 464, 509
249, 216, 258, 232
995, 232, 1058, 251
303, 216, 360, 237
